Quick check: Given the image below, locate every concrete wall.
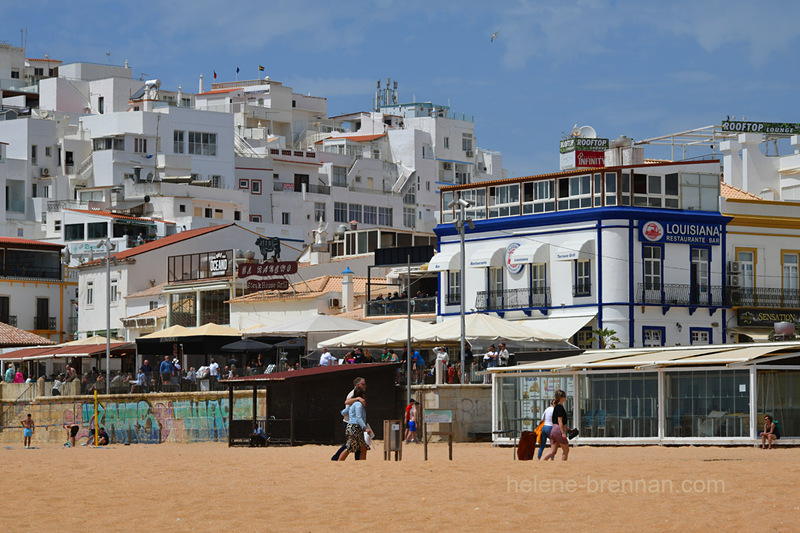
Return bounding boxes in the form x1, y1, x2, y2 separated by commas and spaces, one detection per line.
0, 390, 262, 446
415, 384, 491, 442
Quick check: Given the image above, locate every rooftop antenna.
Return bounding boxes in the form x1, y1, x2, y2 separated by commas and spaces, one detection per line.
106, 51, 110, 64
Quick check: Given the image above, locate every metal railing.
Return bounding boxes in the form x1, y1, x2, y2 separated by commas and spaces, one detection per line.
475, 287, 550, 310
366, 297, 437, 316
636, 283, 725, 306
67, 316, 78, 335
0, 315, 17, 327
273, 182, 331, 195
445, 292, 461, 306
34, 316, 57, 330
725, 286, 800, 307
573, 283, 592, 297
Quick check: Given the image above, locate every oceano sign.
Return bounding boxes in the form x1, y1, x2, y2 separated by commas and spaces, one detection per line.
721, 120, 800, 135
639, 220, 722, 245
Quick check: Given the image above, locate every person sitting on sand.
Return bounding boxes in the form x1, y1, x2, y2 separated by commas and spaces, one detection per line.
761, 415, 780, 449
250, 423, 267, 447
87, 427, 109, 447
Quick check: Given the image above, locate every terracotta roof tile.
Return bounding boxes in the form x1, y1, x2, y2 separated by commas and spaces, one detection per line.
65, 208, 167, 222
124, 305, 167, 320
316, 134, 386, 144
197, 88, 240, 96
721, 181, 764, 200
0, 322, 57, 348
125, 283, 166, 299
0, 237, 63, 250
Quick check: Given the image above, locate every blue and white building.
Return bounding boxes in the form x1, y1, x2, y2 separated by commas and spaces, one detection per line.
433, 159, 730, 349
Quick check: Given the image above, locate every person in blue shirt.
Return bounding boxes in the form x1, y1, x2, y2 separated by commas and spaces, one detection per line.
159, 356, 174, 390
250, 423, 267, 446
411, 350, 426, 384
337, 386, 372, 461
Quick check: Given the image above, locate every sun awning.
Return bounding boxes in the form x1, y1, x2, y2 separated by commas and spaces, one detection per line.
468, 246, 505, 268
728, 327, 772, 341
552, 237, 595, 261
518, 314, 596, 340
428, 250, 460, 272
510, 242, 549, 265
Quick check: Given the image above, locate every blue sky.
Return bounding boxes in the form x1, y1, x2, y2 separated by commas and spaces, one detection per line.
3, 0, 800, 176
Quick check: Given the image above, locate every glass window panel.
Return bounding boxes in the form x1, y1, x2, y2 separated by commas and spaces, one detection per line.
665, 370, 749, 437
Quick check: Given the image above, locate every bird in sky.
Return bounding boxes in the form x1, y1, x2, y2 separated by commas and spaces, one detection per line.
490, 31, 499, 42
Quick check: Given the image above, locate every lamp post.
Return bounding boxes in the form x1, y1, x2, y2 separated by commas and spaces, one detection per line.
100, 238, 116, 394
447, 198, 473, 384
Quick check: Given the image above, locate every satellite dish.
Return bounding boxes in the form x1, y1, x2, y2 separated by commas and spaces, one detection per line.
579, 125, 597, 138
570, 124, 580, 137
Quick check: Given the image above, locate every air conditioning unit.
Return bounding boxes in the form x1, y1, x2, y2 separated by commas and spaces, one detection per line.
328, 297, 340, 308
40, 167, 50, 177
443, 162, 452, 170
727, 261, 741, 273
728, 274, 741, 287
466, 150, 474, 158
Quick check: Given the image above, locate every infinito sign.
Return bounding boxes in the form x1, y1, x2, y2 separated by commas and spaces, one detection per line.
575, 150, 604, 168
238, 261, 298, 278
247, 279, 290, 291
721, 121, 800, 135
559, 138, 609, 153
639, 220, 721, 245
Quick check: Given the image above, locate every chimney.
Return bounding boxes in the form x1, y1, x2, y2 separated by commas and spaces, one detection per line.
341, 267, 355, 313
199, 74, 204, 94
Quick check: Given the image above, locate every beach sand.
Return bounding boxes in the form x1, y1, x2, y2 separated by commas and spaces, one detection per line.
3, 441, 799, 532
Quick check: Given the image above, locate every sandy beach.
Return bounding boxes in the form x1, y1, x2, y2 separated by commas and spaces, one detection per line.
3, 441, 799, 532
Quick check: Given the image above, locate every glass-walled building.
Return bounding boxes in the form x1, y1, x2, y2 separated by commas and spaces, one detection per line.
491, 342, 800, 444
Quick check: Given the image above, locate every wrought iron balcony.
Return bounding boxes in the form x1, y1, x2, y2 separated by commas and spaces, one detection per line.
725, 287, 800, 308
476, 287, 550, 311
34, 316, 57, 330
67, 316, 78, 335
366, 297, 437, 316
636, 283, 724, 306
573, 283, 592, 297
0, 315, 17, 327
445, 292, 461, 306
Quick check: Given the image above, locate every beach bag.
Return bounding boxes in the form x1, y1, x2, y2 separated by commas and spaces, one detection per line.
533, 420, 545, 445
774, 420, 782, 438
517, 431, 537, 461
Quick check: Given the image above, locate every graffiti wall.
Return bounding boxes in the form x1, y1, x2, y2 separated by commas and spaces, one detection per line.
1, 392, 265, 445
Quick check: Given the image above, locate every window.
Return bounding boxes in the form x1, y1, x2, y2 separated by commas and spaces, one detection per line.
150, 301, 159, 310
558, 175, 592, 210
10, 69, 19, 79
522, 180, 555, 214
54, 219, 61, 233
188, 132, 217, 156
448, 271, 461, 304
332, 166, 347, 187
403, 188, 416, 205
690, 247, 710, 304
31, 145, 37, 166
173, 131, 185, 154
620, 172, 631, 206
205, 208, 212, 218
234, 211, 241, 221
273, 173, 280, 181
633, 173, 679, 208
93, 137, 124, 151
179, 204, 186, 213
783, 253, 799, 295
605, 173, 617, 206
462, 133, 473, 152
488, 184, 520, 218
34, 67, 44, 76
690, 328, 712, 345
334, 202, 348, 223
281, 212, 290, 225
194, 207, 202, 217
45, 146, 51, 158
86, 281, 94, 306
643, 327, 664, 347
214, 209, 223, 219
378, 207, 392, 226
681, 173, 719, 211
64, 224, 84, 241
489, 266, 503, 294
87, 222, 108, 239
314, 202, 326, 222
134, 138, 147, 153
443, 136, 450, 149
251, 180, 261, 194
239, 179, 249, 190
250, 215, 262, 223
349, 204, 362, 222
110, 279, 119, 303
98, 96, 105, 114
736, 249, 755, 289
643, 245, 662, 291
574, 328, 594, 350
575, 259, 591, 296
211, 175, 221, 188
363, 205, 376, 225
403, 207, 415, 228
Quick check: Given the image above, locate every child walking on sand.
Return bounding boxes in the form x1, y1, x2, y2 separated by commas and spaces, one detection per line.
21, 414, 35, 449
406, 400, 419, 444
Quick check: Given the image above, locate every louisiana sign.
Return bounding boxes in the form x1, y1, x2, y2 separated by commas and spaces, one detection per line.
639, 221, 722, 245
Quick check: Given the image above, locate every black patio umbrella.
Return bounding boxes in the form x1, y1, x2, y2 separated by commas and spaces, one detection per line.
274, 337, 306, 350
220, 338, 274, 353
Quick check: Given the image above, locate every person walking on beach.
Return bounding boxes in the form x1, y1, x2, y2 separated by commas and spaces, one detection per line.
407, 400, 419, 443
21, 413, 35, 448
338, 386, 372, 461
331, 377, 367, 461
537, 399, 556, 460
541, 390, 570, 461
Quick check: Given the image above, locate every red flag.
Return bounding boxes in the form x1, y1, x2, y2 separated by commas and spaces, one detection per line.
213, 70, 217, 79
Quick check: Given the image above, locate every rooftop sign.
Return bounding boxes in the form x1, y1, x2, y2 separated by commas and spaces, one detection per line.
639, 221, 722, 245
721, 121, 800, 135
559, 138, 609, 153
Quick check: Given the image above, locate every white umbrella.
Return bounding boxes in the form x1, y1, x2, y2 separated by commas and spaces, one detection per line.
319, 318, 435, 348
413, 313, 567, 344
244, 314, 370, 349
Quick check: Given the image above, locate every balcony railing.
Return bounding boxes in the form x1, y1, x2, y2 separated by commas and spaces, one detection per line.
725, 287, 800, 308
476, 287, 550, 311
0, 315, 17, 327
573, 283, 592, 298
366, 297, 437, 317
34, 316, 57, 330
273, 182, 330, 195
67, 316, 78, 335
445, 292, 461, 306
636, 283, 724, 306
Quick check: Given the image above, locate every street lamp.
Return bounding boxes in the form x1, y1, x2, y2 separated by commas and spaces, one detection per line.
447, 198, 474, 384
100, 238, 116, 394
